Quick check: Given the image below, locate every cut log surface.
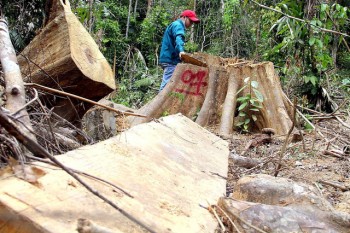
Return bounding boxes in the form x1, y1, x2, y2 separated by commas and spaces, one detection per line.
17, 0, 115, 122
0, 114, 229, 233
128, 53, 292, 135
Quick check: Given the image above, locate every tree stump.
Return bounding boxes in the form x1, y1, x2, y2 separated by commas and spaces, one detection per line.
17, 0, 115, 123
128, 53, 292, 135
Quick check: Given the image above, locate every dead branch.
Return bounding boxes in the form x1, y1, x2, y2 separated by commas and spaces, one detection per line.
318, 180, 350, 192
241, 130, 274, 156
323, 150, 346, 159
274, 98, 297, 177
230, 153, 260, 169
209, 205, 226, 232
25, 83, 146, 118
335, 115, 350, 129
214, 204, 242, 233
0, 109, 154, 233
283, 92, 325, 138
218, 197, 267, 233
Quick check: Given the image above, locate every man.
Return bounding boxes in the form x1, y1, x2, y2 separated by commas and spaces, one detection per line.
159, 10, 200, 91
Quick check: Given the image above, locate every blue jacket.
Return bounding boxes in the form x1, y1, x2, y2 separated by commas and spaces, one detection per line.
159, 19, 185, 65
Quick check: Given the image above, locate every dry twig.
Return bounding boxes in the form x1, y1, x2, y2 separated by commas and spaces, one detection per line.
318, 180, 349, 192
274, 98, 297, 177
25, 83, 147, 118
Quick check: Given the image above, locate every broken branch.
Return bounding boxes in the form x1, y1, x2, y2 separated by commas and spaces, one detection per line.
25, 83, 147, 118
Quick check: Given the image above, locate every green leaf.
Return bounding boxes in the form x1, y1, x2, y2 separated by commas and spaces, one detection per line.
134, 77, 153, 88
316, 39, 323, 48
250, 108, 260, 112
251, 81, 258, 88
309, 76, 317, 86
309, 37, 316, 46
252, 115, 257, 121
253, 89, 264, 102
239, 112, 246, 117
236, 121, 245, 126
237, 96, 249, 102
320, 4, 327, 12
252, 102, 263, 108
244, 118, 251, 124
238, 102, 248, 111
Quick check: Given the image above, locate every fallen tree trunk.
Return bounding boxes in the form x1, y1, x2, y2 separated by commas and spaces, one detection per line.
128, 53, 292, 135
17, 0, 116, 123
0, 18, 36, 144
218, 197, 350, 233
218, 174, 350, 232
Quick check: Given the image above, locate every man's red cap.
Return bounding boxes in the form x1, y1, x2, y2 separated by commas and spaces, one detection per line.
181, 10, 200, 23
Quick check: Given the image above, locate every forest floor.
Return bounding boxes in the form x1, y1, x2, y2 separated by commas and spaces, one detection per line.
224, 118, 350, 214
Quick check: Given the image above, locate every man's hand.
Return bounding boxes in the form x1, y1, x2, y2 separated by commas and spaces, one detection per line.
179, 52, 186, 59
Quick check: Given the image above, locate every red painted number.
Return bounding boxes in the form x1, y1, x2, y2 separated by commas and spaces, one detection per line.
175, 70, 208, 96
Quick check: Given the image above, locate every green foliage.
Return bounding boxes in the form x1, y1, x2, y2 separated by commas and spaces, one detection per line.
1, 0, 46, 52
338, 52, 350, 68
235, 77, 264, 132
161, 110, 170, 117
222, 0, 240, 31
257, 0, 350, 108
168, 92, 185, 103
341, 78, 350, 92
137, 6, 171, 66
111, 65, 161, 108
303, 114, 314, 132
3, 0, 350, 117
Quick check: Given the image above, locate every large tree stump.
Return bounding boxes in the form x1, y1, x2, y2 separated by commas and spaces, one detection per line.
17, 0, 115, 123
128, 53, 292, 135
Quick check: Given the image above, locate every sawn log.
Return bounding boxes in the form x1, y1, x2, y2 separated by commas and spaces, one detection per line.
17, 0, 116, 123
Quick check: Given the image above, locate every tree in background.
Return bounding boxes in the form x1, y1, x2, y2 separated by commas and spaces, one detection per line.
0, 0, 46, 51
1, 0, 349, 111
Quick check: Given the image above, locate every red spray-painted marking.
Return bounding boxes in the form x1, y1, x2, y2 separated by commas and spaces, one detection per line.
175, 70, 208, 96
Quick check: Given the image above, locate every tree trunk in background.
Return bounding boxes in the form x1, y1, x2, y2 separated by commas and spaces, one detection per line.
87, 0, 94, 33
305, 0, 318, 72
146, 0, 152, 17
126, 0, 132, 39
190, 0, 197, 43
0, 18, 37, 143
133, 0, 138, 17
128, 53, 293, 136
17, 0, 115, 124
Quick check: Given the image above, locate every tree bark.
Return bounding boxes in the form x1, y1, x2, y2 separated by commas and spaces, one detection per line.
0, 18, 36, 143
